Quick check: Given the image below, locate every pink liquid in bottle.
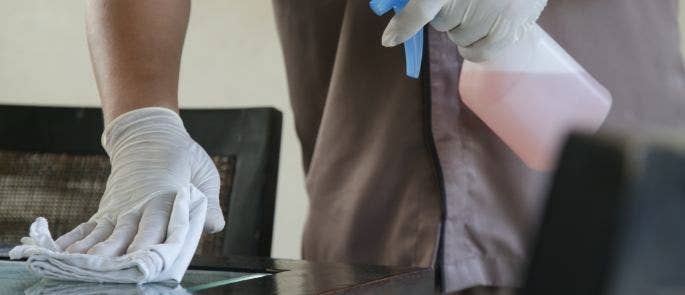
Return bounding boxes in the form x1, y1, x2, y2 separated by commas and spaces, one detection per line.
459, 25, 613, 171
460, 71, 612, 170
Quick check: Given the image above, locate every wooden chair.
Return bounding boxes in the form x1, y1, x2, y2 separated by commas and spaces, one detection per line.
0, 105, 281, 258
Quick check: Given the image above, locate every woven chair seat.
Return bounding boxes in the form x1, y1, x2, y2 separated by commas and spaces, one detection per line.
0, 150, 234, 256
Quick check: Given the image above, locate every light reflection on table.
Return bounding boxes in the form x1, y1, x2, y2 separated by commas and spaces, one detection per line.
0, 260, 270, 294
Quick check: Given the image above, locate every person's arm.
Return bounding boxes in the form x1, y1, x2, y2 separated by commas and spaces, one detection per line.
52, 0, 224, 258
86, 0, 189, 123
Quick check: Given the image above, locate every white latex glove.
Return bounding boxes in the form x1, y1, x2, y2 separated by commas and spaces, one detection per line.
381, 0, 548, 62
54, 107, 225, 257
10, 185, 208, 283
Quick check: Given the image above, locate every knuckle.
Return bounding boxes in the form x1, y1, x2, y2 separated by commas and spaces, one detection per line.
126, 243, 140, 254
85, 247, 100, 255
448, 31, 474, 48
430, 18, 450, 32
66, 243, 85, 254
458, 46, 486, 62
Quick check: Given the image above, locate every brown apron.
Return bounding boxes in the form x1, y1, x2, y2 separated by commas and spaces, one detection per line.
272, 0, 685, 293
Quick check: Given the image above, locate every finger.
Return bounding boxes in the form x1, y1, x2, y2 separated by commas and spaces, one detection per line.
458, 18, 517, 62
430, 0, 469, 32
55, 222, 96, 251
382, 0, 446, 47
64, 221, 114, 254
446, 9, 499, 48
87, 212, 141, 257
126, 195, 175, 254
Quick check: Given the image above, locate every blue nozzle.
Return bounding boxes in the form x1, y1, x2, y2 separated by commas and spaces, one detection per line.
370, 0, 423, 79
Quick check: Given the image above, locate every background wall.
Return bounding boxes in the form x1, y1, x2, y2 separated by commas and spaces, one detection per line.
1, 1, 685, 259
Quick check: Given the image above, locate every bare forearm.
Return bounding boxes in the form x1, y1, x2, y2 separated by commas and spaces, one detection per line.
86, 0, 190, 123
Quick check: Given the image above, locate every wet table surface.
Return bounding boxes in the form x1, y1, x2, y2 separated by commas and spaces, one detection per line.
0, 260, 268, 294
0, 251, 434, 294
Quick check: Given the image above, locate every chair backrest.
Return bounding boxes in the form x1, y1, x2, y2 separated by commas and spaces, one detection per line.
0, 105, 282, 257
521, 133, 685, 295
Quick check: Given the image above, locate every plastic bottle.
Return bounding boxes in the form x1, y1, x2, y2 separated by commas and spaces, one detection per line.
459, 24, 613, 171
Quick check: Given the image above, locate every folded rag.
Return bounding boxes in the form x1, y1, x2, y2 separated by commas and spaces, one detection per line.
9, 185, 207, 284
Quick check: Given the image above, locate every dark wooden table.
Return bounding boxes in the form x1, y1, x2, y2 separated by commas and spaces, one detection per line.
188, 255, 434, 294
0, 246, 434, 294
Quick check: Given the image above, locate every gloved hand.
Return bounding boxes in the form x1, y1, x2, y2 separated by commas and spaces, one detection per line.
381, 0, 548, 62
54, 107, 225, 257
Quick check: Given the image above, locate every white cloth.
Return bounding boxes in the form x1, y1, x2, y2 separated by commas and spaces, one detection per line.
9, 185, 206, 284
381, 0, 548, 62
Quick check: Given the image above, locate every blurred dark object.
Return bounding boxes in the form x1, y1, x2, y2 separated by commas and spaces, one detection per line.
522, 133, 685, 295
0, 105, 282, 258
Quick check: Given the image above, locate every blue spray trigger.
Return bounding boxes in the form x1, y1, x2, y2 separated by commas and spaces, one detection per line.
369, 0, 400, 15
403, 30, 423, 79
370, 0, 423, 79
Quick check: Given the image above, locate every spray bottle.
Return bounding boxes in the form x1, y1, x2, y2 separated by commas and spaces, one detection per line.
370, 1, 612, 171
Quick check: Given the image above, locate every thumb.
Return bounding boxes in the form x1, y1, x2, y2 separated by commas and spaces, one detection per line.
194, 170, 225, 234
190, 144, 226, 234
203, 191, 226, 234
